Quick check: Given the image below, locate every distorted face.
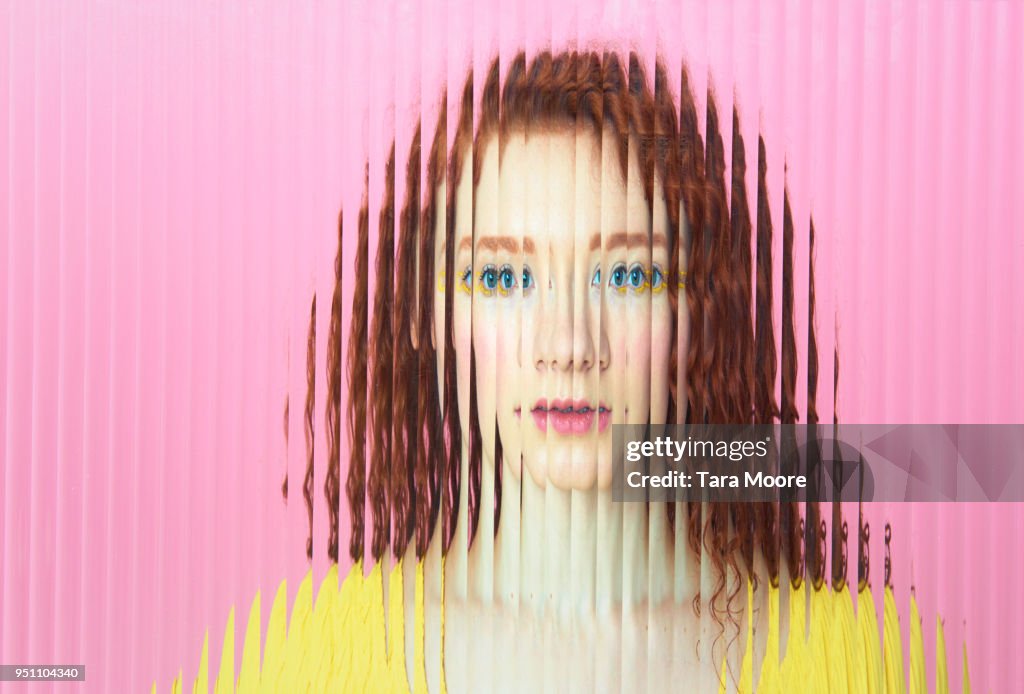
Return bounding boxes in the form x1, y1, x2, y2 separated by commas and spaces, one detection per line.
468, 125, 674, 490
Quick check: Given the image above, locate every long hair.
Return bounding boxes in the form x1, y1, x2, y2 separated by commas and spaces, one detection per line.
341, 173, 370, 563
321, 50, 837, 606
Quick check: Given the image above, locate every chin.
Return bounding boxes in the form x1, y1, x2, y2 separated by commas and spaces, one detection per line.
497, 430, 523, 481
531, 448, 600, 491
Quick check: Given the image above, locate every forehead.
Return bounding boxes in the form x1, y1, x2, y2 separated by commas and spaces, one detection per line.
471, 128, 654, 242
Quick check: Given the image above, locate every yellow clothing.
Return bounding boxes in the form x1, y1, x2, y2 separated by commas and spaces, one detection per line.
157, 565, 972, 693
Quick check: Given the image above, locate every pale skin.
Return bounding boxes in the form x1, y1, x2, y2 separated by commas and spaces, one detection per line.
401, 125, 787, 693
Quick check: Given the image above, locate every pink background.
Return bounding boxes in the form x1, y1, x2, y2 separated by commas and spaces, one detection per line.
2, 0, 1022, 691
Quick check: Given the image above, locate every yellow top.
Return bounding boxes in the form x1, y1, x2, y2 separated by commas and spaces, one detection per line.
156, 564, 971, 693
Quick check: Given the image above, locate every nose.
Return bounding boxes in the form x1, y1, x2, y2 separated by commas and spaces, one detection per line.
534, 271, 603, 373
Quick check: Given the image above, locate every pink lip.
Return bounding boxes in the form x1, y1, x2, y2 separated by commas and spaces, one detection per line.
528, 398, 611, 435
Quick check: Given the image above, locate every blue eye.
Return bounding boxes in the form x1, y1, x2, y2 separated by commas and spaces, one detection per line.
628, 264, 646, 289
591, 266, 601, 288
459, 267, 473, 294
609, 263, 628, 289
498, 264, 517, 293
479, 265, 499, 293
522, 266, 535, 292
650, 265, 665, 291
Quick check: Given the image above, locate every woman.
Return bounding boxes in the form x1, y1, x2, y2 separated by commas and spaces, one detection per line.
348, 50, 817, 692
165, 48, 964, 693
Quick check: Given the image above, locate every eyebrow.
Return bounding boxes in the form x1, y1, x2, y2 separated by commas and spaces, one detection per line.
460, 235, 537, 255
589, 231, 669, 252
457, 232, 663, 255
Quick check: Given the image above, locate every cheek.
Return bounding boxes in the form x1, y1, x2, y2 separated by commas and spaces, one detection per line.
625, 331, 653, 405
471, 306, 498, 403
453, 296, 472, 355
650, 304, 673, 420
494, 308, 519, 399
676, 309, 690, 372
470, 301, 507, 368
603, 303, 630, 416
651, 303, 672, 378
495, 306, 523, 477
454, 298, 473, 417
620, 302, 671, 418
520, 300, 539, 365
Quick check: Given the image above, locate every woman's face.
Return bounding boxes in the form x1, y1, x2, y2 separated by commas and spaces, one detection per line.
466, 126, 674, 490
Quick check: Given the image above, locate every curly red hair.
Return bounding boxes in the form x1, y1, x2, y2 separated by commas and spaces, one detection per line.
313, 51, 840, 617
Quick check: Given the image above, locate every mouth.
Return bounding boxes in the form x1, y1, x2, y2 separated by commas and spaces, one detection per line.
519, 398, 612, 435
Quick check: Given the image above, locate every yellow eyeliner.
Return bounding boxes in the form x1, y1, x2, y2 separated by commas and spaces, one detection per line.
475, 270, 495, 297
457, 267, 473, 295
